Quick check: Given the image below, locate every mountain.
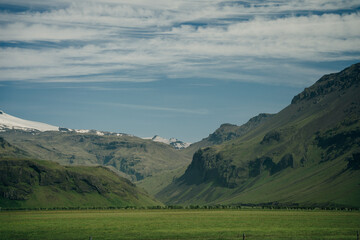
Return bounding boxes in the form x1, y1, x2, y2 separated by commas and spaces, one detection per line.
0, 110, 59, 132
0, 130, 191, 182
157, 63, 360, 208
183, 113, 274, 157
0, 137, 29, 159
144, 135, 191, 149
0, 111, 191, 183
137, 113, 275, 196
0, 157, 160, 209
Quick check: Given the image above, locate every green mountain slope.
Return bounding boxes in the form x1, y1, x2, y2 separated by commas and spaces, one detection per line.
157, 63, 360, 208
0, 158, 160, 209
182, 113, 274, 158
0, 131, 191, 182
138, 113, 274, 196
0, 137, 29, 159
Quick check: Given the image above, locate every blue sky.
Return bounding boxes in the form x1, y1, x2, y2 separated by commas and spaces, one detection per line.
0, 0, 360, 142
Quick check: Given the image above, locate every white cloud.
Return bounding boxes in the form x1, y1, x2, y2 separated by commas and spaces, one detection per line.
0, 22, 102, 41
96, 102, 209, 115
0, 0, 359, 85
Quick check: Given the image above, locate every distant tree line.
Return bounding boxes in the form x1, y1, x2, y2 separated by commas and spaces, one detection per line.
1, 204, 359, 211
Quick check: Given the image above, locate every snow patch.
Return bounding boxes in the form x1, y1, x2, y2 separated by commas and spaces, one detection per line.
75, 129, 91, 134
0, 110, 59, 132
143, 135, 191, 149
96, 131, 104, 136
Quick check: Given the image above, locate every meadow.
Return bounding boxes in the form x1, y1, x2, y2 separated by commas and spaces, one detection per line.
0, 209, 359, 240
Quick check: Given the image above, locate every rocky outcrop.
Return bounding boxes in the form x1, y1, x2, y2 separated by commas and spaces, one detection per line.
261, 130, 281, 144
207, 113, 274, 145
347, 153, 360, 170
248, 154, 293, 177
292, 63, 360, 104
316, 119, 360, 162
181, 149, 295, 189
180, 148, 240, 188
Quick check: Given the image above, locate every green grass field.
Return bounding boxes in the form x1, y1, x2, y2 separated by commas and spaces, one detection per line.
1, 209, 359, 240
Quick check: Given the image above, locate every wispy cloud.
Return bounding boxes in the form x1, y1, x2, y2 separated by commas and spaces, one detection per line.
0, 0, 359, 85
97, 102, 209, 115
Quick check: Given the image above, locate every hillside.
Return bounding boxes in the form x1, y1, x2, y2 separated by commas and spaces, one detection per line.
183, 113, 274, 158
0, 158, 160, 209
0, 137, 30, 159
157, 63, 360, 208
0, 131, 191, 182
138, 113, 274, 196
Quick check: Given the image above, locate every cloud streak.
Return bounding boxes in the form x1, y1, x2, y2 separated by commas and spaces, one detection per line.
97, 102, 209, 115
0, 0, 359, 85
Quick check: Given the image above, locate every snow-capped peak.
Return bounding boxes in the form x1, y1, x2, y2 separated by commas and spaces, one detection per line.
152, 135, 172, 144
0, 110, 130, 137
144, 135, 191, 149
0, 110, 59, 132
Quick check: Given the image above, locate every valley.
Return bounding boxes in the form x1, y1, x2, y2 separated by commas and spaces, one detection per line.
1, 63, 360, 209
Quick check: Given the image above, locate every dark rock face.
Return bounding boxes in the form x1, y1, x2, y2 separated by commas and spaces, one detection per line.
207, 113, 274, 145
347, 153, 360, 170
316, 128, 360, 150
248, 154, 293, 177
271, 154, 294, 175
292, 63, 360, 104
248, 156, 275, 177
208, 124, 240, 144
181, 148, 240, 188
261, 131, 281, 144
182, 150, 295, 189
315, 120, 360, 162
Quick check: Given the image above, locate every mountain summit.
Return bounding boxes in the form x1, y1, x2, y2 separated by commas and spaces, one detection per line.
0, 110, 59, 132
144, 135, 191, 149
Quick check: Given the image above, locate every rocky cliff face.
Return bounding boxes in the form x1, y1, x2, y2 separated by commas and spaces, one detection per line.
207, 113, 274, 145
180, 148, 242, 188
292, 63, 360, 104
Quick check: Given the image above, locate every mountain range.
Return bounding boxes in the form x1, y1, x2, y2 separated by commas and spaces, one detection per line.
0, 111, 190, 208
0, 110, 190, 149
1, 62, 360, 208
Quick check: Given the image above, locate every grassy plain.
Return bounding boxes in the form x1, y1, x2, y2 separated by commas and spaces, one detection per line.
0, 209, 359, 240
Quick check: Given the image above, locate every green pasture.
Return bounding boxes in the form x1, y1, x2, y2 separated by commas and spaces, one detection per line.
0, 209, 359, 240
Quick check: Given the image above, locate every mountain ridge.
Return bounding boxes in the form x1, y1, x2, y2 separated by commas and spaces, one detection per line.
0, 110, 59, 132
0, 130, 191, 182
1, 63, 359, 208
0, 157, 160, 209
182, 113, 274, 158
156, 62, 360, 208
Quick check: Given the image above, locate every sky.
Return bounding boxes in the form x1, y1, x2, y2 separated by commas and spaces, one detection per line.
0, 0, 360, 143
